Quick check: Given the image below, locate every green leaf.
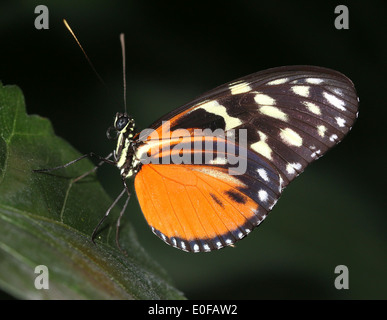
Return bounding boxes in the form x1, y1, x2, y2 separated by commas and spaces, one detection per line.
0, 82, 185, 299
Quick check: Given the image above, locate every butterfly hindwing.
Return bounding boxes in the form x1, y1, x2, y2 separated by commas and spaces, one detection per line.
134, 66, 358, 252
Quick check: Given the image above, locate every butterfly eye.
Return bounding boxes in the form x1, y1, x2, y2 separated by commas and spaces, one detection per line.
115, 117, 129, 131
106, 126, 118, 140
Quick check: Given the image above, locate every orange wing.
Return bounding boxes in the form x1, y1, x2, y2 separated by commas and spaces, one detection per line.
135, 162, 280, 252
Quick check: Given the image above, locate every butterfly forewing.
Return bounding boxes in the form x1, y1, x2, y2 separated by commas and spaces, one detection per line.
134, 66, 358, 252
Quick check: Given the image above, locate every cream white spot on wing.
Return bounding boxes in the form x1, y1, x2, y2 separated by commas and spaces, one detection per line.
279, 176, 284, 192
329, 134, 338, 142
279, 128, 303, 147
286, 162, 302, 175
258, 189, 268, 202
305, 78, 324, 84
250, 206, 258, 215
209, 157, 228, 165
268, 199, 277, 210
317, 125, 327, 137
229, 81, 252, 95
303, 101, 321, 115
193, 244, 199, 252
267, 78, 288, 85
257, 168, 269, 182
323, 92, 346, 111
333, 88, 343, 96
254, 93, 276, 106
226, 130, 235, 139
286, 163, 295, 174
259, 106, 288, 122
335, 117, 346, 127
291, 85, 310, 97
203, 244, 210, 251
251, 131, 273, 160
311, 149, 321, 158
193, 100, 242, 130
192, 167, 246, 187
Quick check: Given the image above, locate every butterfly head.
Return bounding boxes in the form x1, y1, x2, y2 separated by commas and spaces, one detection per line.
107, 112, 136, 140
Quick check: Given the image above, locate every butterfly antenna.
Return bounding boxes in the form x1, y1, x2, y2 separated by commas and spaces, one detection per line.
63, 19, 106, 87
119, 33, 127, 113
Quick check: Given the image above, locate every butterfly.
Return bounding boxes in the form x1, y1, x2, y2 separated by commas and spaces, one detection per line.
34, 25, 359, 253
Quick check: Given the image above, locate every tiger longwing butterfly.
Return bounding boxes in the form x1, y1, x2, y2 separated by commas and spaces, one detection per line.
35, 24, 359, 253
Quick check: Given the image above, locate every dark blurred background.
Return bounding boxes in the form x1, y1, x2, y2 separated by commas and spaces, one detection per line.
1, 1, 386, 299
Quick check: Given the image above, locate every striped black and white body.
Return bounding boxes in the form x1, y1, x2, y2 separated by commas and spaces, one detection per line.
111, 113, 141, 179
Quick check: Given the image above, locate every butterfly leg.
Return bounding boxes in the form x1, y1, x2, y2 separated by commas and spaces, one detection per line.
91, 187, 127, 244
72, 153, 114, 183
114, 179, 131, 253
33, 152, 114, 182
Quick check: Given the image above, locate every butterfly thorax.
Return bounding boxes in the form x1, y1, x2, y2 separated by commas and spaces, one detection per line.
109, 112, 140, 179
